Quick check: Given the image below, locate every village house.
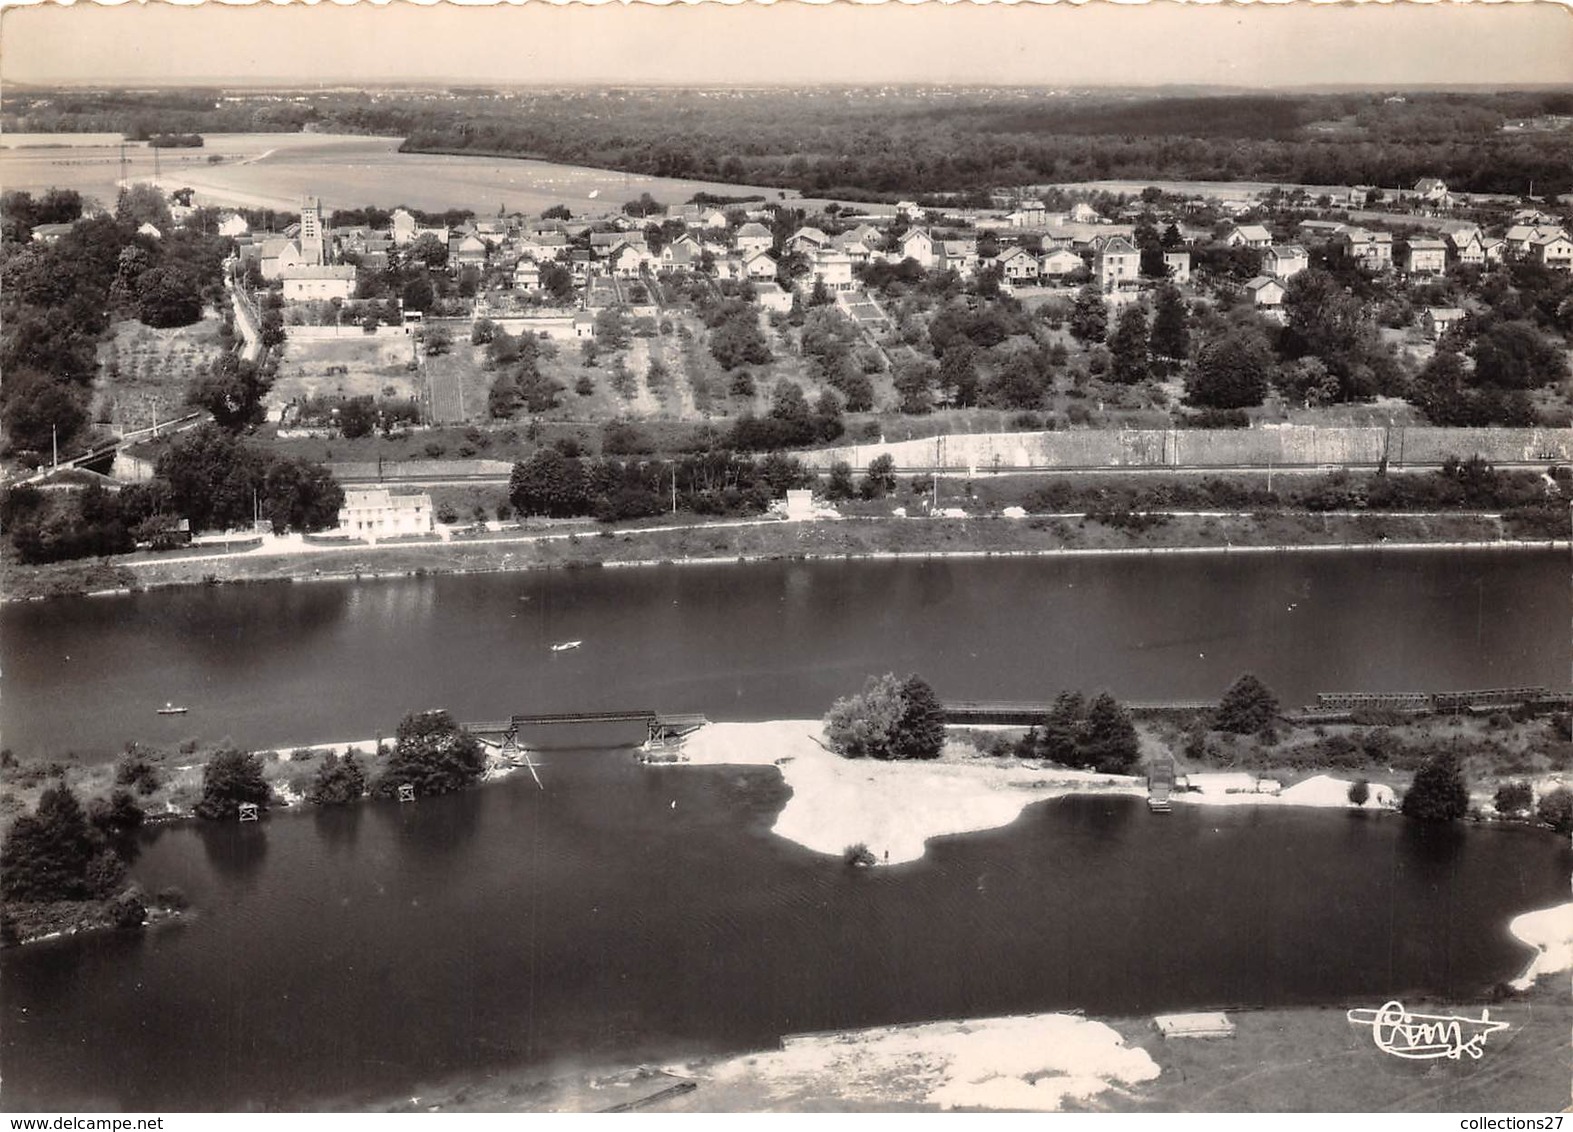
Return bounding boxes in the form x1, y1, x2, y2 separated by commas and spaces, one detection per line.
216, 212, 250, 238
898, 228, 936, 269
512, 258, 541, 291
1008, 201, 1048, 228
832, 224, 882, 264
29, 221, 75, 244
995, 246, 1039, 287
450, 231, 489, 268
1162, 249, 1192, 283
1423, 307, 1465, 339
1401, 237, 1448, 276
1038, 246, 1085, 280
1093, 236, 1140, 292
802, 249, 855, 294
1262, 244, 1309, 280
1244, 275, 1286, 308
937, 239, 980, 276
661, 234, 702, 268
337, 489, 433, 541
1068, 202, 1101, 225
1336, 227, 1394, 269
1528, 228, 1573, 271
572, 312, 596, 338
1223, 224, 1273, 249
895, 201, 924, 221
743, 249, 779, 281
280, 264, 357, 302
1411, 178, 1451, 208
608, 242, 647, 279
734, 222, 773, 256
1347, 186, 1375, 209
785, 226, 830, 255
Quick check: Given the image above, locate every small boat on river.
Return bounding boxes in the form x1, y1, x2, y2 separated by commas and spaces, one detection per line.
550, 640, 582, 653
157, 703, 189, 715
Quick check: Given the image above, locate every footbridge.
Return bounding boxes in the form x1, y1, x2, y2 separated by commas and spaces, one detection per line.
463, 711, 710, 749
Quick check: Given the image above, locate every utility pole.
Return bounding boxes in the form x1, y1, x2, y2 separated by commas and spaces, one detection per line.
671, 463, 677, 514
52, 423, 58, 470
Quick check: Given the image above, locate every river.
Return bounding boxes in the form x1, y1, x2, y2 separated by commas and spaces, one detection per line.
2, 551, 1565, 760
1, 552, 1569, 1110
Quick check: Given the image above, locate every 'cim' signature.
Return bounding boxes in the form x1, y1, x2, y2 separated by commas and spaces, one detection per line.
1346, 1000, 1510, 1060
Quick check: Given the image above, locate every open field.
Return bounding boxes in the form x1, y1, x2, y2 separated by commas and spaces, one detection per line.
3, 133, 802, 215
269, 333, 420, 412
95, 316, 227, 434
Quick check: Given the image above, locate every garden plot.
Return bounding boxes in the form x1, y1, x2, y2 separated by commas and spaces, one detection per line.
269, 334, 421, 410
96, 317, 228, 435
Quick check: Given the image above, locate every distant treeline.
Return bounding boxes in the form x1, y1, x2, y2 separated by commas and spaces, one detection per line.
6, 87, 1572, 197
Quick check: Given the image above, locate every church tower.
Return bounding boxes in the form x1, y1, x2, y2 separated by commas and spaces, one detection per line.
300, 196, 326, 266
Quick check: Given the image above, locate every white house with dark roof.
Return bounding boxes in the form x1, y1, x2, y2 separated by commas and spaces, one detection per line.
1401, 237, 1448, 276
513, 258, 541, 291
1336, 227, 1394, 269
786, 226, 830, 255
743, 249, 779, 281
995, 246, 1039, 286
1224, 224, 1273, 249
1262, 244, 1309, 280
1162, 249, 1192, 283
734, 222, 773, 256
1094, 236, 1140, 291
1529, 228, 1573, 271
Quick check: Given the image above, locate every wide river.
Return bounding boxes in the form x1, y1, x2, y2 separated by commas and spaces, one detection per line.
2, 551, 1570, 1110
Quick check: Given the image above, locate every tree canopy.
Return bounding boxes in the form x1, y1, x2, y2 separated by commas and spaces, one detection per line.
375, 710, 487, 797
1214, 674, 1280, 734
1401, 751, 1469, 823
825, 673, 947, 761
196, 748, 272, 820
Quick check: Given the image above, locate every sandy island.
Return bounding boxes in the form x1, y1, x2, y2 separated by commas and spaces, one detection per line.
680, 720, 1399, 866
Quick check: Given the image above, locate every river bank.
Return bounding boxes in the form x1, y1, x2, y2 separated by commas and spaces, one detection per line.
3, 511, 1565, 603
363, 926, 1572, 1113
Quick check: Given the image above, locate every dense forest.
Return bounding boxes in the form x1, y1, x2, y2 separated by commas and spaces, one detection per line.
6, 86, 1572, 198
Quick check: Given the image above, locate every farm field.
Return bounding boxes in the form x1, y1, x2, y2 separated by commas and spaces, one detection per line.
3, 132, 802, 214
95, 316, 227, 435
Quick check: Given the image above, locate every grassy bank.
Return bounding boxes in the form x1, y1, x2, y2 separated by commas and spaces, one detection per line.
4, 510, 1559, 602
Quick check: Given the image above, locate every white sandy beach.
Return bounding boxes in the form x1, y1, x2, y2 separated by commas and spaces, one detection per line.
698, 1012, 1160, 1112
681, 720, 1399, 866
1508, 903, 1573, 990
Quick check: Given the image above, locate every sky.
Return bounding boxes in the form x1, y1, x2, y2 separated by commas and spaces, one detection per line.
3, 0, 1571, 89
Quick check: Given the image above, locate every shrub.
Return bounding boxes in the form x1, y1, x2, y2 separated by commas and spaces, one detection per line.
1215, 674, 1279, 735
1401, 751, 1468, 823
1537, 787, 1573, 834
195, 748, 271, 820
843, 843, 877, 868
307, 752, 367, 806
1494, 781, 1534, 817
1348, 778, 1370, 806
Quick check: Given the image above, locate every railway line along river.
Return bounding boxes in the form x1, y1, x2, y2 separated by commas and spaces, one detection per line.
2, 550, 1569, 1110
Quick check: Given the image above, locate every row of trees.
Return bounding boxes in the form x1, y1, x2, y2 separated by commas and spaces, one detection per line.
192, 711, 489, 821
0, 426, 344, 564
507, 445, 814, 521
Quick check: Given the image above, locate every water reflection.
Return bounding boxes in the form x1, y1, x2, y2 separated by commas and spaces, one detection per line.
197, 822, 269, 883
